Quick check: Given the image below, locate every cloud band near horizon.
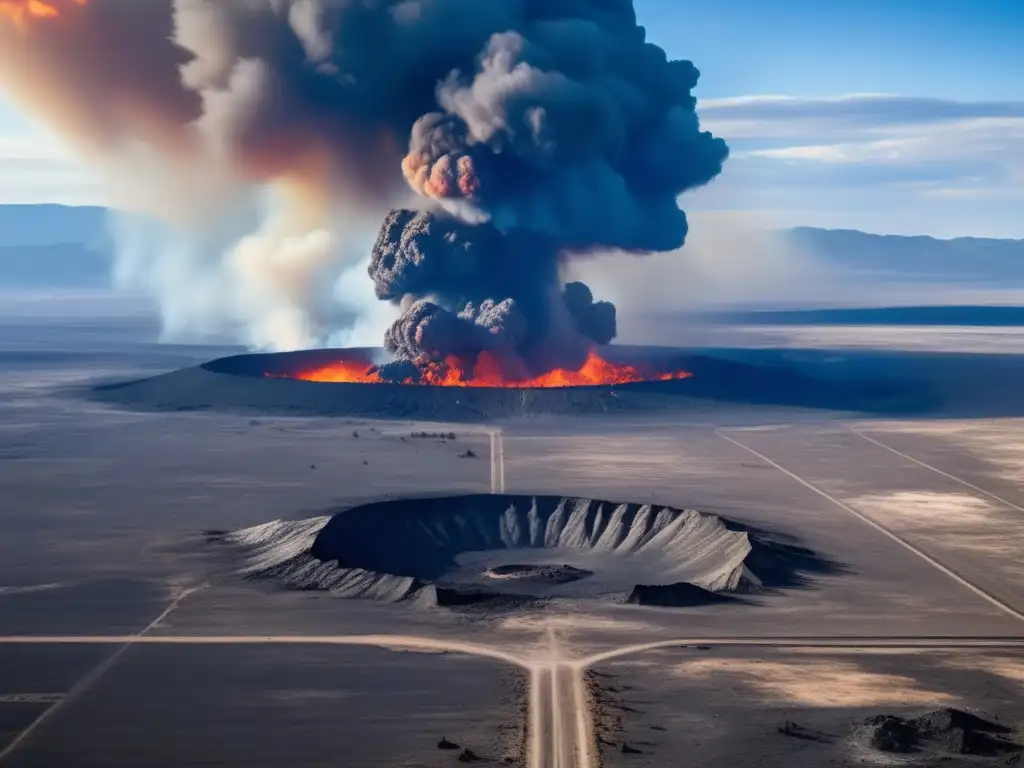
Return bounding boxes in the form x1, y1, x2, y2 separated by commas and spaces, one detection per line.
1, 92, 1022, 238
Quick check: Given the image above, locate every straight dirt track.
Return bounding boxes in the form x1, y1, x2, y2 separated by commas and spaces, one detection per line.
715, 429, 1024, 625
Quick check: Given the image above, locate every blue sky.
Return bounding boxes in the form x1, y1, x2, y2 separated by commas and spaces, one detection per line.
639, 0, 1023, 101
1, 0, 1022, 237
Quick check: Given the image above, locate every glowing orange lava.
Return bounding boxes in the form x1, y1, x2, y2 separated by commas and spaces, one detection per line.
271, 350, 692, 388
0, 0, 87, 29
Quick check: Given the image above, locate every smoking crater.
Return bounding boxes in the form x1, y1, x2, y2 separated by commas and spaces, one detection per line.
0, 0, 728, 384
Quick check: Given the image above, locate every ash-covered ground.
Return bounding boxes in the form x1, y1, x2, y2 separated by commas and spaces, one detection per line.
589, 647, 1024, 767
5, 315, 1024, 766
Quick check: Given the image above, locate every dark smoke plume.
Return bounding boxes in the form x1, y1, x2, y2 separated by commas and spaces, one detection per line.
372, 0, 729, 371
562, 282, 616, 346
0, 0, 727, 362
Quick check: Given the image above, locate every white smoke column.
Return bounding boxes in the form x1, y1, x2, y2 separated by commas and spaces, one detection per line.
0, 0, 413, 352
108, 185, 373, 351
222, 212, 335, 351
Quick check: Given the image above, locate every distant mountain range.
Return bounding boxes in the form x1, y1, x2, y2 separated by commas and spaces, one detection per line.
0, 204, 107, 248
0, 205, 110, 289
789, 227, 1024, 283
0, 204, 1022, 290
0, 242, 111, 288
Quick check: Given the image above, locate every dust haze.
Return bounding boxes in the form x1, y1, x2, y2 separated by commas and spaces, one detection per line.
570, 211, 842, 343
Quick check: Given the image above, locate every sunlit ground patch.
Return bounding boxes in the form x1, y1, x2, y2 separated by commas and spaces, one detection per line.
671, 658, 954, 707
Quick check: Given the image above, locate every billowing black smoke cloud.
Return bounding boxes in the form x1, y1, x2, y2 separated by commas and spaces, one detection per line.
368, 207, 624, 377
0, 0, 726, 361
371, 2, 728, 377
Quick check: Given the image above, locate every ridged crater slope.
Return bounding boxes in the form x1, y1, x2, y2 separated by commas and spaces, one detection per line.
225, 495, 834, 608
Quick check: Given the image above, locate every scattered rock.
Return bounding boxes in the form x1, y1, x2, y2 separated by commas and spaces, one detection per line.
459, 449, 477, 458
457, 748, 482, 762
352, 430, 359, 438
945, 727, 1019, 757
310, 464, 316, 469
918, 708, 1012, 737
621, 742, 643, 754
866, 715, 918, 753
437, 736, 459, 750
864, 709, 1019, 757
778, 720, 832, 743
362, 460, 368, 465
947, 727, 975, 755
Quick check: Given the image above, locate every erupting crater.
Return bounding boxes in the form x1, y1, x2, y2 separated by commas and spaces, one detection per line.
224, 494, 837, 609
90, 344, 901, 420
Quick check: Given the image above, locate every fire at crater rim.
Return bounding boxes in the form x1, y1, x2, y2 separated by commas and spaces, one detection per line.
264, 349, 693, 389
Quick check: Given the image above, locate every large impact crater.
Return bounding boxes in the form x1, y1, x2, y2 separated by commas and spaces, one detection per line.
226, 495, 835, 609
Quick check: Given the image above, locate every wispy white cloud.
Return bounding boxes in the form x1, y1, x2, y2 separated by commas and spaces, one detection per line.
700, 93, 1024, 139
0, 130, 103, 205
0, 93, 1021, 237
689, 94, 1024, 237
745, 116, 1024, 168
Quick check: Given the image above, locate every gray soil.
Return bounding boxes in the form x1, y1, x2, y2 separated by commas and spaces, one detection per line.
5, 315, 1024, 766
2, 645, 524, 768
590, 647, 1024, 768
